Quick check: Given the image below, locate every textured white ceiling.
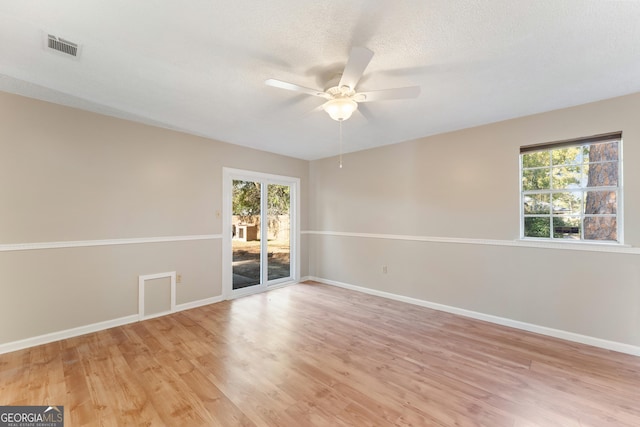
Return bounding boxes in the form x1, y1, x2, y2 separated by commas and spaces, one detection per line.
1, 1, 640, 160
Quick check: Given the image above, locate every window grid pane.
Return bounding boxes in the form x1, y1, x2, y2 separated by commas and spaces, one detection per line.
520, 137, 620, 242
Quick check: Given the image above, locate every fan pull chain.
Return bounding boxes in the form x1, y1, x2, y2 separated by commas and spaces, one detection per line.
339, 120, 343, 169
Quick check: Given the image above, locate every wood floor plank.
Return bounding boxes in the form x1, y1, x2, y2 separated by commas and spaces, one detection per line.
60, 346, 97, 426
1, 281, 639, 426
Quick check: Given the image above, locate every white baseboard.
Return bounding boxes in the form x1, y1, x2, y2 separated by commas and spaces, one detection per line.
0, 314, 139, 355
308, 276, 640, 357
0, 294, 225, 355
175, 295, 224, 311
6, 279, 637, 358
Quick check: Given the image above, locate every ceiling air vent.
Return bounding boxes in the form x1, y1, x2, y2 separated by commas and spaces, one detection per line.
47, 34, 79, 57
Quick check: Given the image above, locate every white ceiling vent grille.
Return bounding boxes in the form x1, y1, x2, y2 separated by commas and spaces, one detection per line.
47, 34, 79, 57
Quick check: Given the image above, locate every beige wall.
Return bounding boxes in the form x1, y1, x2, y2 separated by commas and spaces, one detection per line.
309, 93, 640, 348
2, 88, 639, 351
0, 91, 308, 345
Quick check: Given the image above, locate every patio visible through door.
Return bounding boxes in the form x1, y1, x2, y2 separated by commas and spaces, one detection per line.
224, 169, 298, 297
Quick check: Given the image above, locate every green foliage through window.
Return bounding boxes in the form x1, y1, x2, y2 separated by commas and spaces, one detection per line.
232, 180, 291, 225
520, 135, 620, 242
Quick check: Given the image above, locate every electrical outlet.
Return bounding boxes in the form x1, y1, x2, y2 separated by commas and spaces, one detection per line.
176, 274, 182, 284
382, 265, 388, 274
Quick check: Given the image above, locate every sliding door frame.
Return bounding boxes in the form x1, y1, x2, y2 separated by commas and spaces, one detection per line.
222, 167, 300, 299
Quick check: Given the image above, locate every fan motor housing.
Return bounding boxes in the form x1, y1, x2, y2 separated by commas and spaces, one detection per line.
326, 84, 355, 98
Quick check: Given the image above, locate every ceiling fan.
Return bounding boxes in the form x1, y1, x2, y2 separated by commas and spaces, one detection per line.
265, 47, 421, 121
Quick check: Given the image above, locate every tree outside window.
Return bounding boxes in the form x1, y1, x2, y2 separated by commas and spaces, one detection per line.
520, 133, 621, 242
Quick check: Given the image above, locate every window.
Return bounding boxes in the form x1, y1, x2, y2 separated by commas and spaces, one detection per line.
520, 133, 621, 242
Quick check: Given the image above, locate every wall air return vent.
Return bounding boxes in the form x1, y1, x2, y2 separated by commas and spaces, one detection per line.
47, 34, 79, 57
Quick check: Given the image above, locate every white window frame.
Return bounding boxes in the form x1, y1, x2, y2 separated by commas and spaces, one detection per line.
519, 132, 623, 244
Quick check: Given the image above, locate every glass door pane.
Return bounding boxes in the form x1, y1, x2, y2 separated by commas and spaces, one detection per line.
225, 169, 298, 297
267, 184, 291, 281
232, 180, 261, 290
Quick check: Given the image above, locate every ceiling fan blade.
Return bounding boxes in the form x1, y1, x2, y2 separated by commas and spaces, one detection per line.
338, 47, 374, 91
357, 104, 374, 122
354, 86, 421, 103
265, 79, 329, 98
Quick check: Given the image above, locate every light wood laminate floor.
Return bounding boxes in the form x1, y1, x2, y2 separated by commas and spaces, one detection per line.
1, 282, 639, 426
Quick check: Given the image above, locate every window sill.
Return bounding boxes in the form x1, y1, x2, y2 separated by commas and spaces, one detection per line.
515, 238, 636, 254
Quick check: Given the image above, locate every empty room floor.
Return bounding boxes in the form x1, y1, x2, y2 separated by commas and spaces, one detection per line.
1, 281, 639, 426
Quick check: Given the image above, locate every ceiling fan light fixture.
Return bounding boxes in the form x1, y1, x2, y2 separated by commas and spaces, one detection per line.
323, 98, 358, 121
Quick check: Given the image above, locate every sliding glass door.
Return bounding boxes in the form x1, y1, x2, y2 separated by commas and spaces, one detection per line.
232, 180, 262, 289
224, 169, 298, 297
267, 184, 291, 282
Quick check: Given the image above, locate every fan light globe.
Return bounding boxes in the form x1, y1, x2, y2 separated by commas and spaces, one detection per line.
323, 98, 358, 121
